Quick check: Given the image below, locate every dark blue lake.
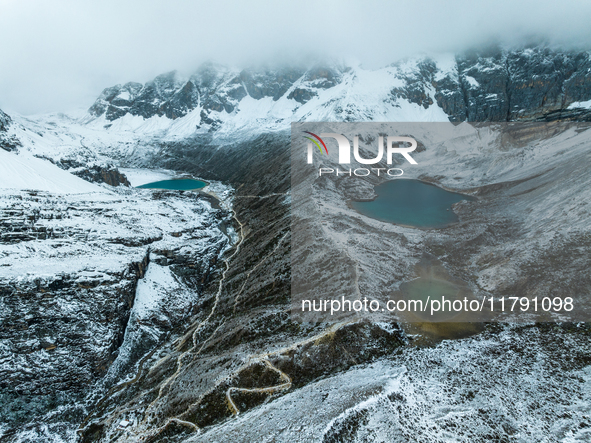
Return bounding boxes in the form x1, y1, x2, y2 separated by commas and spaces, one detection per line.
350, 179, 474, 228
137, 178, 207, 191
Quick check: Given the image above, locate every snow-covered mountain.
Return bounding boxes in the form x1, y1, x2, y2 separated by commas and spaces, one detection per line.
3, 45, 591, 167
2, 44, 591, 443
83, 46, 591, 138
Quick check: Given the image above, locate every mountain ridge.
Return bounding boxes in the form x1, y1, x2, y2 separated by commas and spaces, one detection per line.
2, 43, 591, 443
85, 46, 591, 135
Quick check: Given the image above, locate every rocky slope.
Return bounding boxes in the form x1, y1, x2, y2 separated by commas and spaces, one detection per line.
78, 123, 591, 442
0, 162, 232, 441
1, 43, 591, 443
0, 109, 10, 132
86, 45, 591, 133
0, 109, 20, 153
291, 121, 591, 325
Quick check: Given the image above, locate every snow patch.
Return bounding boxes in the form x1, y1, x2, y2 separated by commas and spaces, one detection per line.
432, 53, 458, 81
119, 168, 176, 187
134, 263, 180, 318
568, 99, 591, 109
464, 75, 480, 88
0, 149, 107, 194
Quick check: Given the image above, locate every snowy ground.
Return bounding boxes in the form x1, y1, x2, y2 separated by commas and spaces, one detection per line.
186, 325, 591, 443
0, 148, 106, 194
292, 122, 591, 324
2, 54, 591, 442
118, 168, 177, 187
0, 187, 223, 280
0, 154, 234, 442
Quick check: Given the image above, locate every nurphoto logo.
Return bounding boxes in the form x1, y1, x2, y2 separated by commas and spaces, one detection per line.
304, 131, 418, 177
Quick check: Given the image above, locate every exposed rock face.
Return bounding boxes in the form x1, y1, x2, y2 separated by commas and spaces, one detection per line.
434, 46, 591, 122
5, 43, 591, 443
506, 49, 591, 120
0, 188, 230, 441
239, 67, 304, 100
88, 65, 308, 124
0, 108, 21, 152
87, 64, 345, 126
88, 47, 591, 126
0, 109, 10, 132
31, 157, 132, 187
390, 59, 437, 109
88, 82, 144, 121
287, 66, 342, 104
71, 166, 132, 187
0, 249, 147, 428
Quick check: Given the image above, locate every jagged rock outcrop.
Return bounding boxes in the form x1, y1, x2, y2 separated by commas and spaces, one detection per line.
88, 65, 308, 124
30, 157, 132, 187
87, 64, 346, 127
88, 46, 591, 127
390, 59, 437, 109
0, 108, 10, 132
239, 67, 304, 100
0, 187, 230, 441
0, 108, 21, 152
72, 166, 131, 187
37, 48, 591, 134
286, 66, 343, 104
434, 46, 591, 122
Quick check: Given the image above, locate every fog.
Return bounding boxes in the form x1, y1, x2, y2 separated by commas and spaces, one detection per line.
1, 0, 590, 115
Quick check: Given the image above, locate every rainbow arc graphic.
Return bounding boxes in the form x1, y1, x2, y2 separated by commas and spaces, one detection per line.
303, 131, 328, 154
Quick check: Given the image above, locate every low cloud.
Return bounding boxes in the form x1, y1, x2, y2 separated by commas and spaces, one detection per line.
1, 0, 590, 114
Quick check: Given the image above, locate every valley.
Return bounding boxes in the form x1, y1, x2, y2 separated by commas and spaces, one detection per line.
1, 45, 591, 442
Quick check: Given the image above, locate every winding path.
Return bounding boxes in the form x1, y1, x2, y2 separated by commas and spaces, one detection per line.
78, 190, 352, 441
225, 359, 292, 415
141, 197, 246, 422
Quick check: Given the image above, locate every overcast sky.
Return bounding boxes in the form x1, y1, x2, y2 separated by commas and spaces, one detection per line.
1, 0, 591, 115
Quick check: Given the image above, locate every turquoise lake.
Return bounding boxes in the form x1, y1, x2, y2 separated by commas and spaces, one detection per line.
137, 178, 207, 190
350, 179, 474, 228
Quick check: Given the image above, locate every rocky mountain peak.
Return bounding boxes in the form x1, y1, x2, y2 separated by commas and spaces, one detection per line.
0, 108, 11, 131
0, 107, 21, 152
85, 46, 591, 133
